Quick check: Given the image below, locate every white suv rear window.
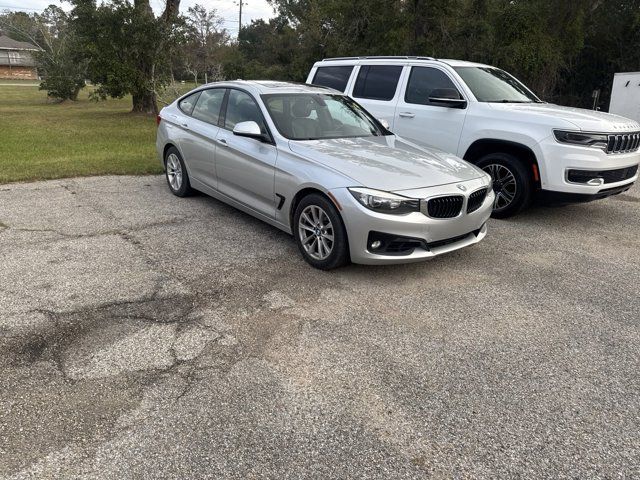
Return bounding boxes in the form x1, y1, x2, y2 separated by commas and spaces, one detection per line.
312, 66, 354, 92
353, 65, 403, 101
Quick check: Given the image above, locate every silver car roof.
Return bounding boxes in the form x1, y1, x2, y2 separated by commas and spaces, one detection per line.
197, 80, 337, 95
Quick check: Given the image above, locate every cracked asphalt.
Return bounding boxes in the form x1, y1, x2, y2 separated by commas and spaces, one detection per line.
1, 175, 639, 479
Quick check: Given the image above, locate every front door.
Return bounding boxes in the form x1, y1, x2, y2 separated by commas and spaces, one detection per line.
215, 89, 277, 218
394, 66, 468, 155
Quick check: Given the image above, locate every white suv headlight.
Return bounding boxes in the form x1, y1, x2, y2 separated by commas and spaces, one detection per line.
348, 187, 420, 215
553, 130, 608, 150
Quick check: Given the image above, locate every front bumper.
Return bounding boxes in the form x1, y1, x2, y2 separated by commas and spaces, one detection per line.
330, 178, 493, 265
539, 182, 634, 204
535, 136, 640, 196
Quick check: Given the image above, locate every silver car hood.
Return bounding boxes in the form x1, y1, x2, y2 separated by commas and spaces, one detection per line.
288, 136, 483, 191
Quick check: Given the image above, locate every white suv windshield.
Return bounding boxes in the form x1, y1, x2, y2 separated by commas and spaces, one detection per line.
262, 93, 387, 141
454, 66, 541, 103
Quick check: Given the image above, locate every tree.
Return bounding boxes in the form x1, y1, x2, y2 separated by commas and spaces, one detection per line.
69, 0, 182, 114
0, 10, 38, 41
180, 4, 228, 84
34, 6, 87, 101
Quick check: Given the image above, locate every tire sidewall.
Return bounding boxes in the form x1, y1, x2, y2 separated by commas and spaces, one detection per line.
164, 147, 192, 197
477, 153, 532, 218
294, 193, 350, 270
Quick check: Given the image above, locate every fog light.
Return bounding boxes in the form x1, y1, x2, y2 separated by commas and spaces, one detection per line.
370, 240, 382, 249
587, 178, 604, 186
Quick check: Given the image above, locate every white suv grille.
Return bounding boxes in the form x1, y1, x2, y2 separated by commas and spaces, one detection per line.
606, 132, 640, 154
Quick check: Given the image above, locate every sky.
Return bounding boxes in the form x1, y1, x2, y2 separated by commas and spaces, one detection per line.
0, 0, 276, 37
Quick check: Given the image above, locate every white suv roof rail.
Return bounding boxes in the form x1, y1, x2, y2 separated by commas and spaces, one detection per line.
322, 55, 436, 61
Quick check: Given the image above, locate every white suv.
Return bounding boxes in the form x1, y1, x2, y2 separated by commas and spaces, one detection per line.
306, 56, 640, 217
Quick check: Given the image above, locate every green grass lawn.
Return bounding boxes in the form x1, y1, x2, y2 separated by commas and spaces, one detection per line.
0, 82, 195, 184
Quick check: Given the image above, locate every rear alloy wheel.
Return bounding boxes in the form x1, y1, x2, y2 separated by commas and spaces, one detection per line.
294, 193, 350, 270
477, 153, 533, 218
164, 147, 193, 197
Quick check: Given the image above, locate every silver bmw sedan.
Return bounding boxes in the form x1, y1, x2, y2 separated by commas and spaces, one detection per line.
156, 80, 494, 269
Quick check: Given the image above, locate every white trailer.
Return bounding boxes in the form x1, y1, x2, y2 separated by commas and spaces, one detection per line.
609, 72, 640, 122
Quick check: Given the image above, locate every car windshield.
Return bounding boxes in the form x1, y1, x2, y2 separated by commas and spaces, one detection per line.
453, 66, 542, 103
261, 93, 388, 141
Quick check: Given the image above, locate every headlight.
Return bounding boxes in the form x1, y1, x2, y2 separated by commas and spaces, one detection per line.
553, 130, 608, 150
348, 187, 420, 215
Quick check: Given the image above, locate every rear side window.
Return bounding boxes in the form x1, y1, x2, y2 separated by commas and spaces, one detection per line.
191, 88, 225, 125
178, 92, 200, 115
405, 67, 460, 105
312, 66, 354, 92
353, 65, 403, 101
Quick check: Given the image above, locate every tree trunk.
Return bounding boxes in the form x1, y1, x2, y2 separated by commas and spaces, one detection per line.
71, 85, 82, 101
131, 90, 158, 115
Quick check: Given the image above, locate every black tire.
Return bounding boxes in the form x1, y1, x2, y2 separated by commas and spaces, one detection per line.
164, 146, 193, 197
476, 152, 533, 219
293, 193, 350, 270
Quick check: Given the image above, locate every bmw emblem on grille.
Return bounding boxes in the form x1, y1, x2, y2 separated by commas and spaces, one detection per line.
457, 184, 467, 192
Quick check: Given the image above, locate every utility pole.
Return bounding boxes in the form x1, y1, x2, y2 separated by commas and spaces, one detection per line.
238, 0, 243, 36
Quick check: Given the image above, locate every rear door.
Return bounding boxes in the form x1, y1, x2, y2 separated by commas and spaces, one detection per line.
348, 64, 406, 129
215, 89, 278, 218
394, 65, 468, 154
177, 88, 226, 189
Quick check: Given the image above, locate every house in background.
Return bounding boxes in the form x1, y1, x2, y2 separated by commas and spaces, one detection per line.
0, 34, 39, 80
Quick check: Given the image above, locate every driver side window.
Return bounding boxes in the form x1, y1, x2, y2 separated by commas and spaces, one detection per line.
405, 67, 461, 106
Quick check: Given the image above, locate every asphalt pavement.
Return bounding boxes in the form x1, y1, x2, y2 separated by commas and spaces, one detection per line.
1, 175, 638, 479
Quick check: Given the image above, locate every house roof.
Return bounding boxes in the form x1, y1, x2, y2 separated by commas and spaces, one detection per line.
0, 35, 39, 51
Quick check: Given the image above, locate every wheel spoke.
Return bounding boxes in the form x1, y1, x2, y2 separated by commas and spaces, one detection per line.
301, 212, 314, 227
320, 237, 331, 253
502, 191, 515, 203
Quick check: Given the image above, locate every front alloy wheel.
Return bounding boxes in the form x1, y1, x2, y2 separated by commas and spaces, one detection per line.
293, 193, 350, 269
483, 163, 517, 211
298, 205, 335, 261
477, 152, 533, 218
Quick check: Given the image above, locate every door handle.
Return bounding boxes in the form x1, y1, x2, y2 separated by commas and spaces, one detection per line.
399, 112, 415, 118
181, 122, 189, 129
216, 138, 229, 147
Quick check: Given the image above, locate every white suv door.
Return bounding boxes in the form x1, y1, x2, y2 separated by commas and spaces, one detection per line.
394, 65, 468, 154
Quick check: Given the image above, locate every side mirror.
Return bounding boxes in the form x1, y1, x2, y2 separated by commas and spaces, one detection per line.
378, 118, 390, 130
233, 121, 267, 141
428, 88, 467, 109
